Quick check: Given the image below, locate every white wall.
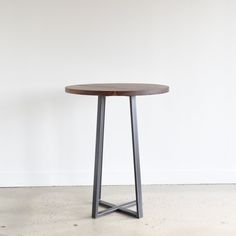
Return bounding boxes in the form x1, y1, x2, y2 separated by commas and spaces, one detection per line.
0, 0, 236, 187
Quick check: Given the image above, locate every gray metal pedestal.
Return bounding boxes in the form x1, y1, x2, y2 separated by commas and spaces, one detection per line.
92, 96, 143, 219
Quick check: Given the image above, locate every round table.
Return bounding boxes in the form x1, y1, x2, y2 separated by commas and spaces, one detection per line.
65, 83, 169, 219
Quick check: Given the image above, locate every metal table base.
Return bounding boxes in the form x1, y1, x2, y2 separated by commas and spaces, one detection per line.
92, 96, 143, 219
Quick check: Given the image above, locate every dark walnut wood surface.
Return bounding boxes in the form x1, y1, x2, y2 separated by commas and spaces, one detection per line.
65, 83, 169, 96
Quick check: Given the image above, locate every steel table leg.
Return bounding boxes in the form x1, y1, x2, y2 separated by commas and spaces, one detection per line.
92, 96, 106, 218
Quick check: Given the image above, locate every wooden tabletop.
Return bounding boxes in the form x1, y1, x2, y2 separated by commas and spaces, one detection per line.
65, 83, 169, 96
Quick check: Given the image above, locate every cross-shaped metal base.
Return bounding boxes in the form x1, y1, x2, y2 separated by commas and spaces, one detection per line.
97, 200, 137, 217
92, 96, 143, 219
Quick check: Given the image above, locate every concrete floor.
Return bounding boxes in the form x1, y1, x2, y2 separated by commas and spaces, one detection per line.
0, 185, 236, 236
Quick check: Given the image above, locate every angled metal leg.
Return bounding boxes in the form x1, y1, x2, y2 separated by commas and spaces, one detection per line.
92, 96, 106, 218
130, 96, 143, 218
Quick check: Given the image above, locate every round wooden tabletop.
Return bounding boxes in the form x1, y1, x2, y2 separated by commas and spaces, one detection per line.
65, 83, 169, 96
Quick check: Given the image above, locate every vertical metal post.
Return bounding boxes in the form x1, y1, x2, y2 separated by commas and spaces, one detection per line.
130, 96, 143, 218
92, 96, 106, 218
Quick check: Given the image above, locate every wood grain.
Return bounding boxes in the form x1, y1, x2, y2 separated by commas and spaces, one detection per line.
65, 83, 169, 96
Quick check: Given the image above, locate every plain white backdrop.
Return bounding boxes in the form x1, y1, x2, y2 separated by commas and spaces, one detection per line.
0, 0, 236, 187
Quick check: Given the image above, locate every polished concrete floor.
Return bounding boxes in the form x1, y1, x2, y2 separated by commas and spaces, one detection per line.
0, 185, 236, 236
